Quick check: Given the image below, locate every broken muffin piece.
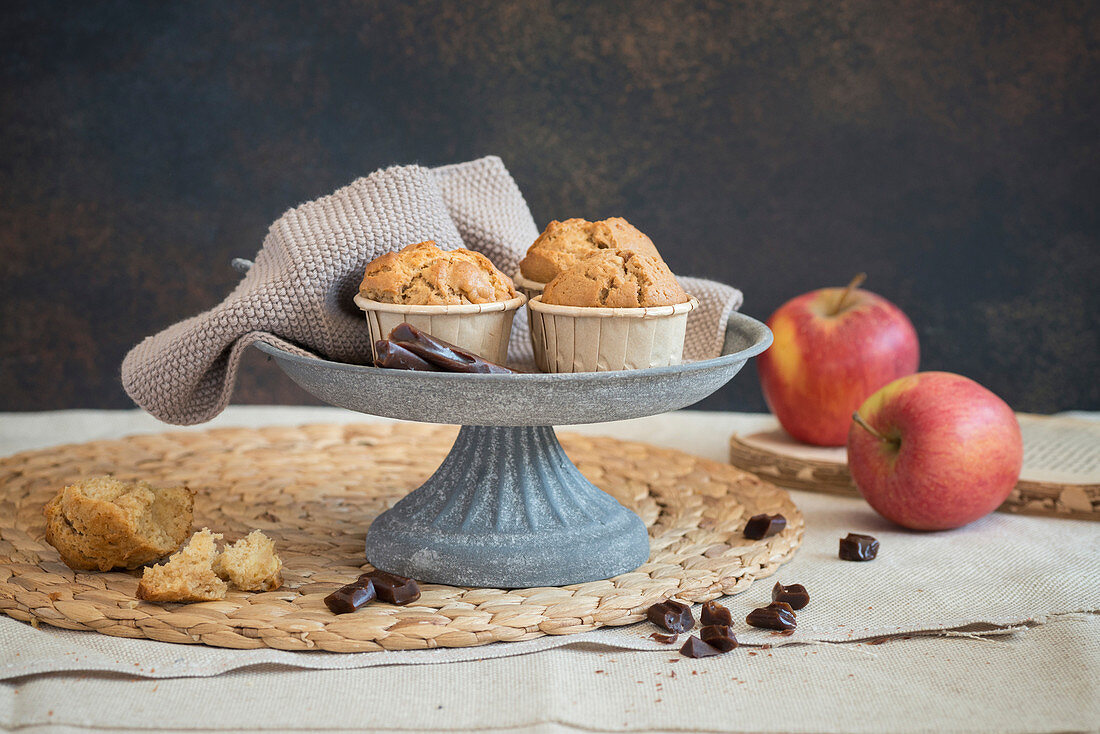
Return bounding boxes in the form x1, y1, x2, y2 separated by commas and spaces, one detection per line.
43, 475, 193, 571
137, 528, 228, 602
213, 529, 283, 591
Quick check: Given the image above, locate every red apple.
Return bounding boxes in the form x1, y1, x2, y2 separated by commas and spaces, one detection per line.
847, 372, 1023, 530
757, 275, 919, 446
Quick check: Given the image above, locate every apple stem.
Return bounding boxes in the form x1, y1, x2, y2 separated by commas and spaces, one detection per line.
852, 411, 895, 445
831, 273, 867, 315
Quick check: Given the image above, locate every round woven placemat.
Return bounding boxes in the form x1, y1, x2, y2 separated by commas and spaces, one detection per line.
0, 423, 802, 652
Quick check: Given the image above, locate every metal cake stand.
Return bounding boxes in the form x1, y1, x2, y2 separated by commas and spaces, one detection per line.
255, 312, 772, 588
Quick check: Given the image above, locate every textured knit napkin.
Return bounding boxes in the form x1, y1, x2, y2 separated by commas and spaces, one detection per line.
122, 156, 744, 425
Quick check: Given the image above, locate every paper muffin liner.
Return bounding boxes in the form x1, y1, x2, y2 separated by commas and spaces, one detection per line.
527, 296, 698, 373
512, 271, 547, 301
353, 294, 526, 365
513, 271, 549, 367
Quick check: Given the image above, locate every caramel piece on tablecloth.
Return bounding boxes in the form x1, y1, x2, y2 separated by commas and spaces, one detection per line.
771, 582, 810, 610
746, 601, 797, 632
839, 533, 879, 561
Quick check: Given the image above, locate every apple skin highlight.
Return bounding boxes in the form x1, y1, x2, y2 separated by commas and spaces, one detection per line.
757, 286, 919, 446
847, 372, 1023, 531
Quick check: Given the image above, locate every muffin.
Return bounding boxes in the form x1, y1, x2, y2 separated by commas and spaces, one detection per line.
528, 249, 697, 372
516, 217, 664, 297
43, 476, 194, 571
354, 241, 525, 364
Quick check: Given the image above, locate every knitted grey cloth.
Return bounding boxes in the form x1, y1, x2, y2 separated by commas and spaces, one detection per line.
121, 156, 743, 425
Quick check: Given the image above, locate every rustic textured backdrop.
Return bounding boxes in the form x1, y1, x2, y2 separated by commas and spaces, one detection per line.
2, 1, 1097, 415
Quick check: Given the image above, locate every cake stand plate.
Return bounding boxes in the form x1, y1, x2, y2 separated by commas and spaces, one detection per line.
256, 312, 772, 587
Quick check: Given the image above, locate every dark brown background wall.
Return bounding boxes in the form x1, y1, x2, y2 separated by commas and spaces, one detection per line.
2, 1, 1098, 414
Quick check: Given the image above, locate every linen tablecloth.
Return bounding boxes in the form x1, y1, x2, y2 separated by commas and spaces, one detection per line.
2, 408, 1098, 733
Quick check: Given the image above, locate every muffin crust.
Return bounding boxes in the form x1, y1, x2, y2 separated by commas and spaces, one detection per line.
541, 249, 689, 308
519, 218, 663, 283
359, 241, 517, 305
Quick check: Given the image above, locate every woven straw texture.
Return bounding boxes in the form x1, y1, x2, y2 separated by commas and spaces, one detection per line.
0, 423, 801, 652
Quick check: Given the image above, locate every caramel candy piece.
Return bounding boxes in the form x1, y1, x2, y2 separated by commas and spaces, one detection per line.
360, 570, 421, 605
746, 601, 797, 631
389, 323, 514, 374
375, 340, 440, 371
743, 513, 787, 540
771, 582, 810, 610
700, 600, 733, 627
324, 579, 376, 614
699, 625, 738, 652
680, 635, 725, 658
646, 599, 694, 633
839, 533, 879, 561
650, 632, 679, 644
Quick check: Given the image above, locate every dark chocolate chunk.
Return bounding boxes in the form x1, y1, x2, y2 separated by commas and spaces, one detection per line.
700, 600, 733, 627
771, 582, 810, 610
746, 601, 797, 631
839, 533, 880, 561
649, 632, 679, 644
361, 570, 421, 605
743, 513, 787, 540
388, 323, 514, 374
374, 340, 441, 371
324, 579, 376, 614
646, 599, 695, 633
679, 635, 725, 658
699, 624, 738, 652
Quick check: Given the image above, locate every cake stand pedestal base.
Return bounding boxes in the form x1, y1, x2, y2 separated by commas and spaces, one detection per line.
364, 425, 651, 588
256, 311, 772, 588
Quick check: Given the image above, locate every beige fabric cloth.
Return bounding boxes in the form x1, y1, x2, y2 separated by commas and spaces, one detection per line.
2, 410, 1098, 734
121, 157, 743, 425
5, 616, 1097, 733
2, 409, 1097, 683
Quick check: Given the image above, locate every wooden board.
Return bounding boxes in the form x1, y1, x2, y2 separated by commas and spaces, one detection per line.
730, 414, 1099, 520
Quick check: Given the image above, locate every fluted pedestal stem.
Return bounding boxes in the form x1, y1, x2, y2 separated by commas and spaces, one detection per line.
364, 425, 651, 588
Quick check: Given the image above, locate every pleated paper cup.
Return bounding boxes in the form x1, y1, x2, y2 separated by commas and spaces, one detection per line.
513, 271, 549, 367
354, 294, 526, 364
512, 271, 547, 301
527, 295, 698, 373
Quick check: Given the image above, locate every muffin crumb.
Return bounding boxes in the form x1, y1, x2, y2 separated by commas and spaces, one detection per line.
137, 529, 228, 603
213, 530, 283, 591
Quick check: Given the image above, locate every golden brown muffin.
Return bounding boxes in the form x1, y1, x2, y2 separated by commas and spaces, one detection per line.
213, 530, 283, 592
137, 528, 228, 603
519, 218, 663, 284
43, 476, 194, 572
359, 241, 517, 305
542, 249, 689, 308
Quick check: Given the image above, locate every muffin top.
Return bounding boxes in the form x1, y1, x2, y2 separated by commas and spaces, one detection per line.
541, 249, 689, 308
359, 241, 517, 305
519, 217, 663, 283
